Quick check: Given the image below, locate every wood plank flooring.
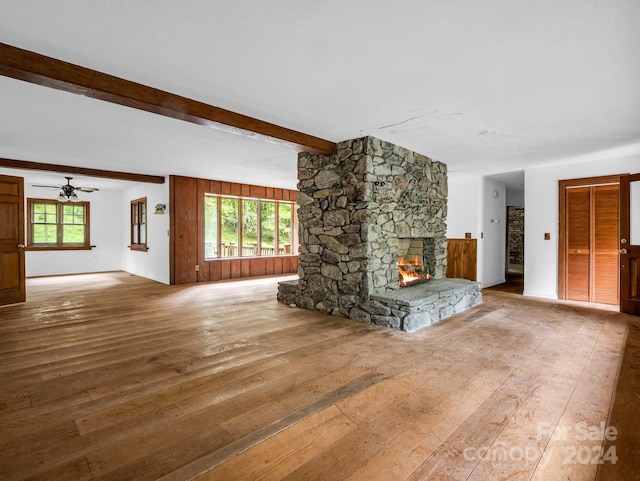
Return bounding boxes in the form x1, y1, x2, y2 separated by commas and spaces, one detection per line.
0, 271, 637, 480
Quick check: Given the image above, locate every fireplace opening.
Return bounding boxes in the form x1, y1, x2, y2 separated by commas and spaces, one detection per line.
397, 238, 434, 287
398, 254, 431, 287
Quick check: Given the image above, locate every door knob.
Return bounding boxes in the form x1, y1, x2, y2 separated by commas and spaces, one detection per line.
17, 244, 25, 248
620, 248, 628, 254
621, 238, 627, 244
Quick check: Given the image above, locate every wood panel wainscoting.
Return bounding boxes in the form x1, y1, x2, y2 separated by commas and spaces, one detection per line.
170, 176, 298, 285
559, 175, 620, 305
446, 238, 477, 281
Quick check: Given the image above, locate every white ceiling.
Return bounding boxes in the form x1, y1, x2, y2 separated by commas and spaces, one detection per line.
0, 0, 639, 192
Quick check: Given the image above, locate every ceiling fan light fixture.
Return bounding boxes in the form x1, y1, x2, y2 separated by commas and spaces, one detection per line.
33, 176, 97, 202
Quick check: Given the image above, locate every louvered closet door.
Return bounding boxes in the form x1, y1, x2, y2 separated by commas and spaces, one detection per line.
565, 184, 619, 304
566, 187, 591, 301
593, 185, 619, 304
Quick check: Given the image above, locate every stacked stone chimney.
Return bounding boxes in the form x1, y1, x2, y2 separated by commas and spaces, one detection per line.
278, 136, 449, 327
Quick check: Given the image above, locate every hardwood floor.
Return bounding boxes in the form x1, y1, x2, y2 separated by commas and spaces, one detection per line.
0, 272, 637, 480
485, 273, 524, 295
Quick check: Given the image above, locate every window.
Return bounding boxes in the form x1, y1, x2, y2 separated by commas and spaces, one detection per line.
204, 194, 296, 259
27, 198, 90, 249
278, 202, 292, 253
241, 199, 258, 256
130, 198, 147, 251
204, 196, 218, 258
221, 197, 239, 257
260, 201, 276, 255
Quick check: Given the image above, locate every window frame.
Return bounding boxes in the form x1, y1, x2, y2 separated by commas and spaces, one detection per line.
26, 198, 91, 250
130, 197, 148, 252
204, 194, 296, 259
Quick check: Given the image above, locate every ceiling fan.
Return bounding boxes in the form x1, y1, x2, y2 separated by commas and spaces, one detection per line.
32, 176, 100, 202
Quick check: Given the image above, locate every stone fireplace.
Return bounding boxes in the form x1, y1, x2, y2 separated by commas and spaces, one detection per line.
277, 136, 481, 332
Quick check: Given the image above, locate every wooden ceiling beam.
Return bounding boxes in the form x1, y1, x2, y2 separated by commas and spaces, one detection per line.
0, 158, 165, 184
0, 42, 337, 155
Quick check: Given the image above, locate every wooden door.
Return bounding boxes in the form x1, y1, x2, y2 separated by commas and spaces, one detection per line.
565, 187, 591, 301
560, 178, 619, 304
592, 185, 619, 304
620, 173, 640, 315
0, 174, 26, 305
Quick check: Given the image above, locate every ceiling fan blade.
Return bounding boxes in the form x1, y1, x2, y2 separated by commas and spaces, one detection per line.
32, 184, 63, 189
32, 178, 99, 193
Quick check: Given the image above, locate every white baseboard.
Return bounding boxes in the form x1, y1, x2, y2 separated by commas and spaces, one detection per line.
523, 291, 558, 300
480, 278, 507, 289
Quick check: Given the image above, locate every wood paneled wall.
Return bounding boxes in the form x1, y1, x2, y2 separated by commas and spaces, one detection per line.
170, 175, 298, 285
446, 238, 477, 281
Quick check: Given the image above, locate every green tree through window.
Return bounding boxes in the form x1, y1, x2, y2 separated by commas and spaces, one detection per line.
28, 199, 90, 249
242, 199, 258, 255
204, 196, 218, 258
62, 204, 86, 243
261, 201, 275, 255
221, 198, 239, 257
204, 194, 294, 259
279, 203, 292, 253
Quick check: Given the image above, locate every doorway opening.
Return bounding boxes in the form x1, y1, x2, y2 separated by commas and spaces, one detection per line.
506, 206, 524, 275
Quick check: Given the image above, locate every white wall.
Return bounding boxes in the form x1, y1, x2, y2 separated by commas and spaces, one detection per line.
506, 188, 524, 206
524, 153, 640, 299
480, 177, 507, 288
122, 180, 170, 284
0, 168, 170, 283
22, 182, 124, 277
447, 172, 482, 239
447, 172, 506, 287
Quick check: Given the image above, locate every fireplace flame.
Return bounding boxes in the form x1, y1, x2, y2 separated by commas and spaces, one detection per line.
398, 255, 431, 287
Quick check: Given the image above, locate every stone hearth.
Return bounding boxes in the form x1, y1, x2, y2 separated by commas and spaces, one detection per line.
370, 278, 481, 332
278, 278, 480, 332
277, 136, 481, 332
